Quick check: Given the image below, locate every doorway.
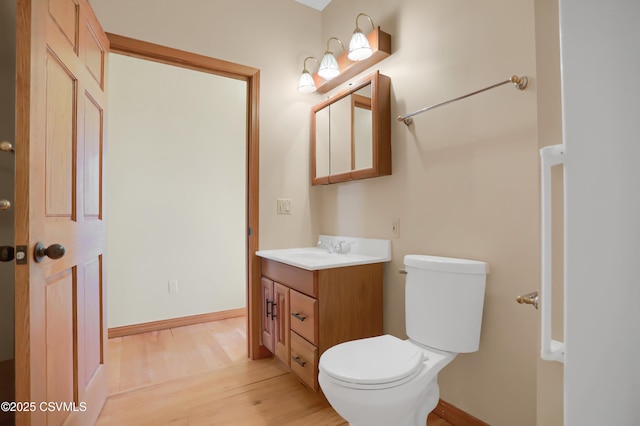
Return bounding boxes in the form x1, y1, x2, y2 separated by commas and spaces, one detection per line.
106, 33, 262, 359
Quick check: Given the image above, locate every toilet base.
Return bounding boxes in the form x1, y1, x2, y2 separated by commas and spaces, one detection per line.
320, 371, 441, 426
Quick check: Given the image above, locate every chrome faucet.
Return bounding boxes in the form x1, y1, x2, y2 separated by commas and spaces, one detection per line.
318, 239, 348, 254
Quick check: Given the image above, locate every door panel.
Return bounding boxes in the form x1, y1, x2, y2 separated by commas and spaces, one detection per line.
45, 53, 75, 218
15, 0, 109, 424
48, 0, 78, 50
82, 256, 102, 385
83, 95, 103, 218
45, 270, 74, 426
273, 283, 290, 366
261, 277, 274, 353
84, 26, 105, 87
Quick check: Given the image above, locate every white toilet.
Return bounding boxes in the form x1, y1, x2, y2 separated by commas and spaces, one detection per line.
318, 254, 489, 426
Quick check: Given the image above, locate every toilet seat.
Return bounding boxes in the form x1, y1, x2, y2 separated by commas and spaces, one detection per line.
319, 335, 426, 390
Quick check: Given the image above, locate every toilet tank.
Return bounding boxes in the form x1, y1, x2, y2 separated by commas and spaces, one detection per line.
404, 255, 489, 353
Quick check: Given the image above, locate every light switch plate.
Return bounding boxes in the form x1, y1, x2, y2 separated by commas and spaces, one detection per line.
277, 198, 292, 215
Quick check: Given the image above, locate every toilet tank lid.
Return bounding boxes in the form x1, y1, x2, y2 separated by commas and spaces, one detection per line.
404, 255, 489, 275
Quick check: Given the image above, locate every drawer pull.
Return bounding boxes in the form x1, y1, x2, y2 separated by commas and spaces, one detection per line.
271, 302, 277, 320
291, 312, 306, 321
292, 356, 306, 367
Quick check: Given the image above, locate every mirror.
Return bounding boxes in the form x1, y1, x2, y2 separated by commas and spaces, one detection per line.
311, 71, 390, 185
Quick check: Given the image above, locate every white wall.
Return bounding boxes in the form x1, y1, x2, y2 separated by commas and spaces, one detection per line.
107, 54, 247, 327
0, 0, 16, 362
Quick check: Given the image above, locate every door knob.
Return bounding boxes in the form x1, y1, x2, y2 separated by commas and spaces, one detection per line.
34, 242, 66, 263
0, 141, 14, 153
0, 246, 14, 262
516, 291, 539, 310
0, 200, 10, 210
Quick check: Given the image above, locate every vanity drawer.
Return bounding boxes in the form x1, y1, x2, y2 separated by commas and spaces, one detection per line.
290, 290, 318, 345
261, 258, 318, 297
290, 331, 318, 391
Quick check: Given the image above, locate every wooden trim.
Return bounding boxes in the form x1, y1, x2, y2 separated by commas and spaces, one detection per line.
106, 33, 258, 81
434, 399, 490, 426
108, 308, 246, 338
246, 68, 264, 361
106, 33, 261, 361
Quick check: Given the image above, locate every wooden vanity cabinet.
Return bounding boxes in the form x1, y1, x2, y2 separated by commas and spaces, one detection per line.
260, 258, 384, 391
261, 278, 290, 366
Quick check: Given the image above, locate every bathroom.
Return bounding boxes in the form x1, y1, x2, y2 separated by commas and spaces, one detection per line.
3, 0, 639, 425
89, 0, 553, 423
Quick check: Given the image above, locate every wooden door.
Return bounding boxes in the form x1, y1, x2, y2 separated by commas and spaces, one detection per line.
260, 277, 274, 353
273, 283, 290, 366
15, 0, 109, 424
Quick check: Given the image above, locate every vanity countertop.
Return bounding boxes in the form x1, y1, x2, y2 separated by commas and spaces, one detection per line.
256, 235, 391, 271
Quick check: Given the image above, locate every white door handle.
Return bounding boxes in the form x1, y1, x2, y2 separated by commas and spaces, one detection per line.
540, 144, 565, 363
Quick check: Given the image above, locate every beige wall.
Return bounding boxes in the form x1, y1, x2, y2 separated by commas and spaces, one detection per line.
317, 1, 540, 425
90, 0, 323, 327
106, 53, 247, 327
0, 0, 16, 362
534, 0, 564, 424
90, 0, 323, 252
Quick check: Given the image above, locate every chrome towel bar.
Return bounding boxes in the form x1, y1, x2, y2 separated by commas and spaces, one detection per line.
398, 75, 528, 126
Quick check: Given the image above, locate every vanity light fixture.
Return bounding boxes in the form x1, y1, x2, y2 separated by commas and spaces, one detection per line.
298, 56, 320, 93
348, 13, 375, 61
297, 13, 391, 94
318, 37, 344, 81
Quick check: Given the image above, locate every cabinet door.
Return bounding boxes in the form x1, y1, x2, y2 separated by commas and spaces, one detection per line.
273, 283, 290, 366
261, 277, 274, 353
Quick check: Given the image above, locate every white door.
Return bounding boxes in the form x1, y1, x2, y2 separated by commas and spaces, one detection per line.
558, 0, 640, 424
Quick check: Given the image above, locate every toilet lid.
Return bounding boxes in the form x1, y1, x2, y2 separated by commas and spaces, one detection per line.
319, 335, 425, 386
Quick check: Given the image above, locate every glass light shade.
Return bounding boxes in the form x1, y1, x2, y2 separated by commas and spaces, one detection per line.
348, 30, 373, 61
298, 71, 317, 93
318, 52, 340, 80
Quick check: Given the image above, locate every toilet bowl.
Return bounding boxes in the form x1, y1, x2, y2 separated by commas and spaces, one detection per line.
319, 334, 456, 426
318, 255, 488, 426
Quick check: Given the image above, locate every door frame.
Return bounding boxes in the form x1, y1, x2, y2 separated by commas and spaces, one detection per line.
106, 34, 263, 360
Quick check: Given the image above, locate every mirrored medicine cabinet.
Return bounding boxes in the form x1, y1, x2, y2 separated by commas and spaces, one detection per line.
311, 71, 391, 185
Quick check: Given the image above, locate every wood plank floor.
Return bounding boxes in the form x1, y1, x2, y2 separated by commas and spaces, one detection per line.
99, 316, 452, 425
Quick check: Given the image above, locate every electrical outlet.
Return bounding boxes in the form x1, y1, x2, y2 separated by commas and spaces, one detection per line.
392, 219, 400, 239
168, 280, 179, 294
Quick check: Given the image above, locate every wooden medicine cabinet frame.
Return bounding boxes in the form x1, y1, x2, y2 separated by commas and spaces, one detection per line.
311, 71, 391, 185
